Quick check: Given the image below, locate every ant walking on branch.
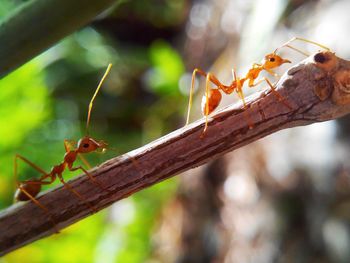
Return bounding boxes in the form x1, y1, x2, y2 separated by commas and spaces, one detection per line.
14, 64, 113, 218
185, 37, 330, 134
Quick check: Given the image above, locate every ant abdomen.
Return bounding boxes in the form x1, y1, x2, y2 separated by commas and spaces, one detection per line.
15, 181, 41, 201
201, 89, 222, 115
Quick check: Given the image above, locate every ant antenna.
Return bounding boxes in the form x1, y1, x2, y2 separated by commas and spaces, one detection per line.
273, 37, 330, 57
232, 67, 237, 81
86, 63, 112, 135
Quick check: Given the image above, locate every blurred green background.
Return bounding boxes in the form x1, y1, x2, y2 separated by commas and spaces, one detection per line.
1, 0, 350, 262
0, 1, 186, 262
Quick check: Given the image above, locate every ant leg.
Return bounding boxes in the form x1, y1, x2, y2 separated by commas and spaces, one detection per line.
186, 69, 236, 135
264, 68, 280, 78
64, 138, 106, 191
249, 78, 292, 110
200, 72, 229, 137
231, 69, 254, 129
236, 88, 254, 129
77, 154, 92, 170
64, 140, 92, 169
187, 68, 234, 123
15, 178, 59, 233
275, 37, 330, 57
14, 154, 52, 204
61, 143, 90, 199
63, 139, 75, 152
186, 68, 207, 125
17, 184, 59, 233
56, 173, 97, 213
14, 154, 48, 186
68, 165, 109, 193
14, 155, 60, 231
201, 73, 212, 137
202, 71, 239, 136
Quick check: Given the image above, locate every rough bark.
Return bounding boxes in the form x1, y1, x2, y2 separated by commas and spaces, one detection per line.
1, 51, 350, 255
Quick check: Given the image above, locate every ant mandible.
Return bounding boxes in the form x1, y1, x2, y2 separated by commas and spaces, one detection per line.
185, 37, 330, 134
14, 64, 113, 218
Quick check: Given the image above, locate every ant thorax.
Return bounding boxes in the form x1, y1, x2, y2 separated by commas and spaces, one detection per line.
64, 150, 77, 164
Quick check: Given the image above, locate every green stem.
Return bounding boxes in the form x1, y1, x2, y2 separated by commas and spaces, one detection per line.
0, 0, 117, 78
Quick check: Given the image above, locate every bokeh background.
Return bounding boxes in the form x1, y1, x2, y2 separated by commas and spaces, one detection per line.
1, 0, 350, 262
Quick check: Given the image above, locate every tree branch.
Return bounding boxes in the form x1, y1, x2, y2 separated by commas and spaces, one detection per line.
0, 0, 117, 78
1, 51, 350, 255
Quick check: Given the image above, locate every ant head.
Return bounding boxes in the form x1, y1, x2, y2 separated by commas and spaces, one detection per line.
262, 53, 291, 69
77, 136, 108, 154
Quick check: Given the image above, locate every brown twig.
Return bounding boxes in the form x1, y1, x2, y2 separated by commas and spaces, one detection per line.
1, 51, 350, 255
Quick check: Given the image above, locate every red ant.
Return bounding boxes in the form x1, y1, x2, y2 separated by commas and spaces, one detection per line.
185, 37, 330, 134
14, 64, 113, 219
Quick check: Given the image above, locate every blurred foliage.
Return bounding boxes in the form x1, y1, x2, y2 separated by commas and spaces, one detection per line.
111, 0, 186, 28
0, 0, 186, 262
0, 61, 49, 206
147, 40, 185, 95
0, 1, 14, 18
